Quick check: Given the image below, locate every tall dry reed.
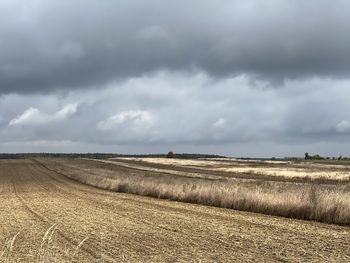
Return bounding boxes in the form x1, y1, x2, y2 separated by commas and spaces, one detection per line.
39, 159, 350, 225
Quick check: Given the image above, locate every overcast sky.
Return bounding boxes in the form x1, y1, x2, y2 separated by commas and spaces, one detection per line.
1, 0, 350, 157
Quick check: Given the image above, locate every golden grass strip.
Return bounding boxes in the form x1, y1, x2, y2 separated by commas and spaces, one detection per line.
40, 158, 350, 225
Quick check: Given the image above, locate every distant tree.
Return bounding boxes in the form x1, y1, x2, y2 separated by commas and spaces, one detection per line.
304, 152, 325, 160
313, 154, 323, 160
166, 151, 175, 158
305, 152, 310, 160
338, 155, 343, 160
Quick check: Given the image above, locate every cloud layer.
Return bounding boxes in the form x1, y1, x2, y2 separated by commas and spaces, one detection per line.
1, 0, 350, 94
0, 1, 350, 156
9, 104, 77, 126
1, 71, 350, 156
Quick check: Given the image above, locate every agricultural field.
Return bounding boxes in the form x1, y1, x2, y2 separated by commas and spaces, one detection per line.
1, 158, 350, 262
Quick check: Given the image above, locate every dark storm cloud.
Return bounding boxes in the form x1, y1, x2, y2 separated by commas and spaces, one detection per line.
2, 73, 350, 156
1, 0, 350, 94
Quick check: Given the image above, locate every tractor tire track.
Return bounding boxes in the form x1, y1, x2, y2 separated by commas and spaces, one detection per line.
1, 159, 350, 262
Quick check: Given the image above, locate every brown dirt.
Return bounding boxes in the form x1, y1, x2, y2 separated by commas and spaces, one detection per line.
1, 159, 350, 262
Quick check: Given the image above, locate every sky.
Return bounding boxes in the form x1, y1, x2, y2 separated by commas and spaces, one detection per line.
1, 0, 350, 157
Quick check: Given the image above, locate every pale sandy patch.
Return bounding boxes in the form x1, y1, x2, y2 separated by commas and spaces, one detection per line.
113, 157, 350, 181
213, 167, 350, 181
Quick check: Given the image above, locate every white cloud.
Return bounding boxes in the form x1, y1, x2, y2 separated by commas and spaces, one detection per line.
213, 118, 226, 128
9, 107, 42, 126
336, 120, 350, 133
97, 110, 154, 131
55, 103, 79, 119
9, 103, 78, 126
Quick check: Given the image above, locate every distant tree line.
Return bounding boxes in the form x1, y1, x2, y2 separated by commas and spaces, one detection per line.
304, 152, 349, 160
163, 152, 225, 159
0, 153, 119, 159
0, 152, 226, 160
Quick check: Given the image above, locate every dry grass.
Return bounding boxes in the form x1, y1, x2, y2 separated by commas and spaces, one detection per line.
114, 157, 350, 181
41, 158, 350, 225
0, 231, 20, 263
0, 220, 97, 263
0, 226, 92, 263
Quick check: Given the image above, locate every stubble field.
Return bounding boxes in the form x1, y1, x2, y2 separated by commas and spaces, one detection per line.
1, 158, 350, 262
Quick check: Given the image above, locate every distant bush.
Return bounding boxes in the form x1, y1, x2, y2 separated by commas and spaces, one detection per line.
166, 151, 175, 158
305, 153, 324, 160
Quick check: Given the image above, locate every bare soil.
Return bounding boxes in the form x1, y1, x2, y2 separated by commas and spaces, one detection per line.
1, 159, 350, 262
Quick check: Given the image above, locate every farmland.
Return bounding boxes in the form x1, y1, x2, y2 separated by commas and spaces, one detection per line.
43, 157, 350, 224
1, 158, 350, 262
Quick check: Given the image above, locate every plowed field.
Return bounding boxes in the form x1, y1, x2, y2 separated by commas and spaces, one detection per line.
1, 159, 349, 262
